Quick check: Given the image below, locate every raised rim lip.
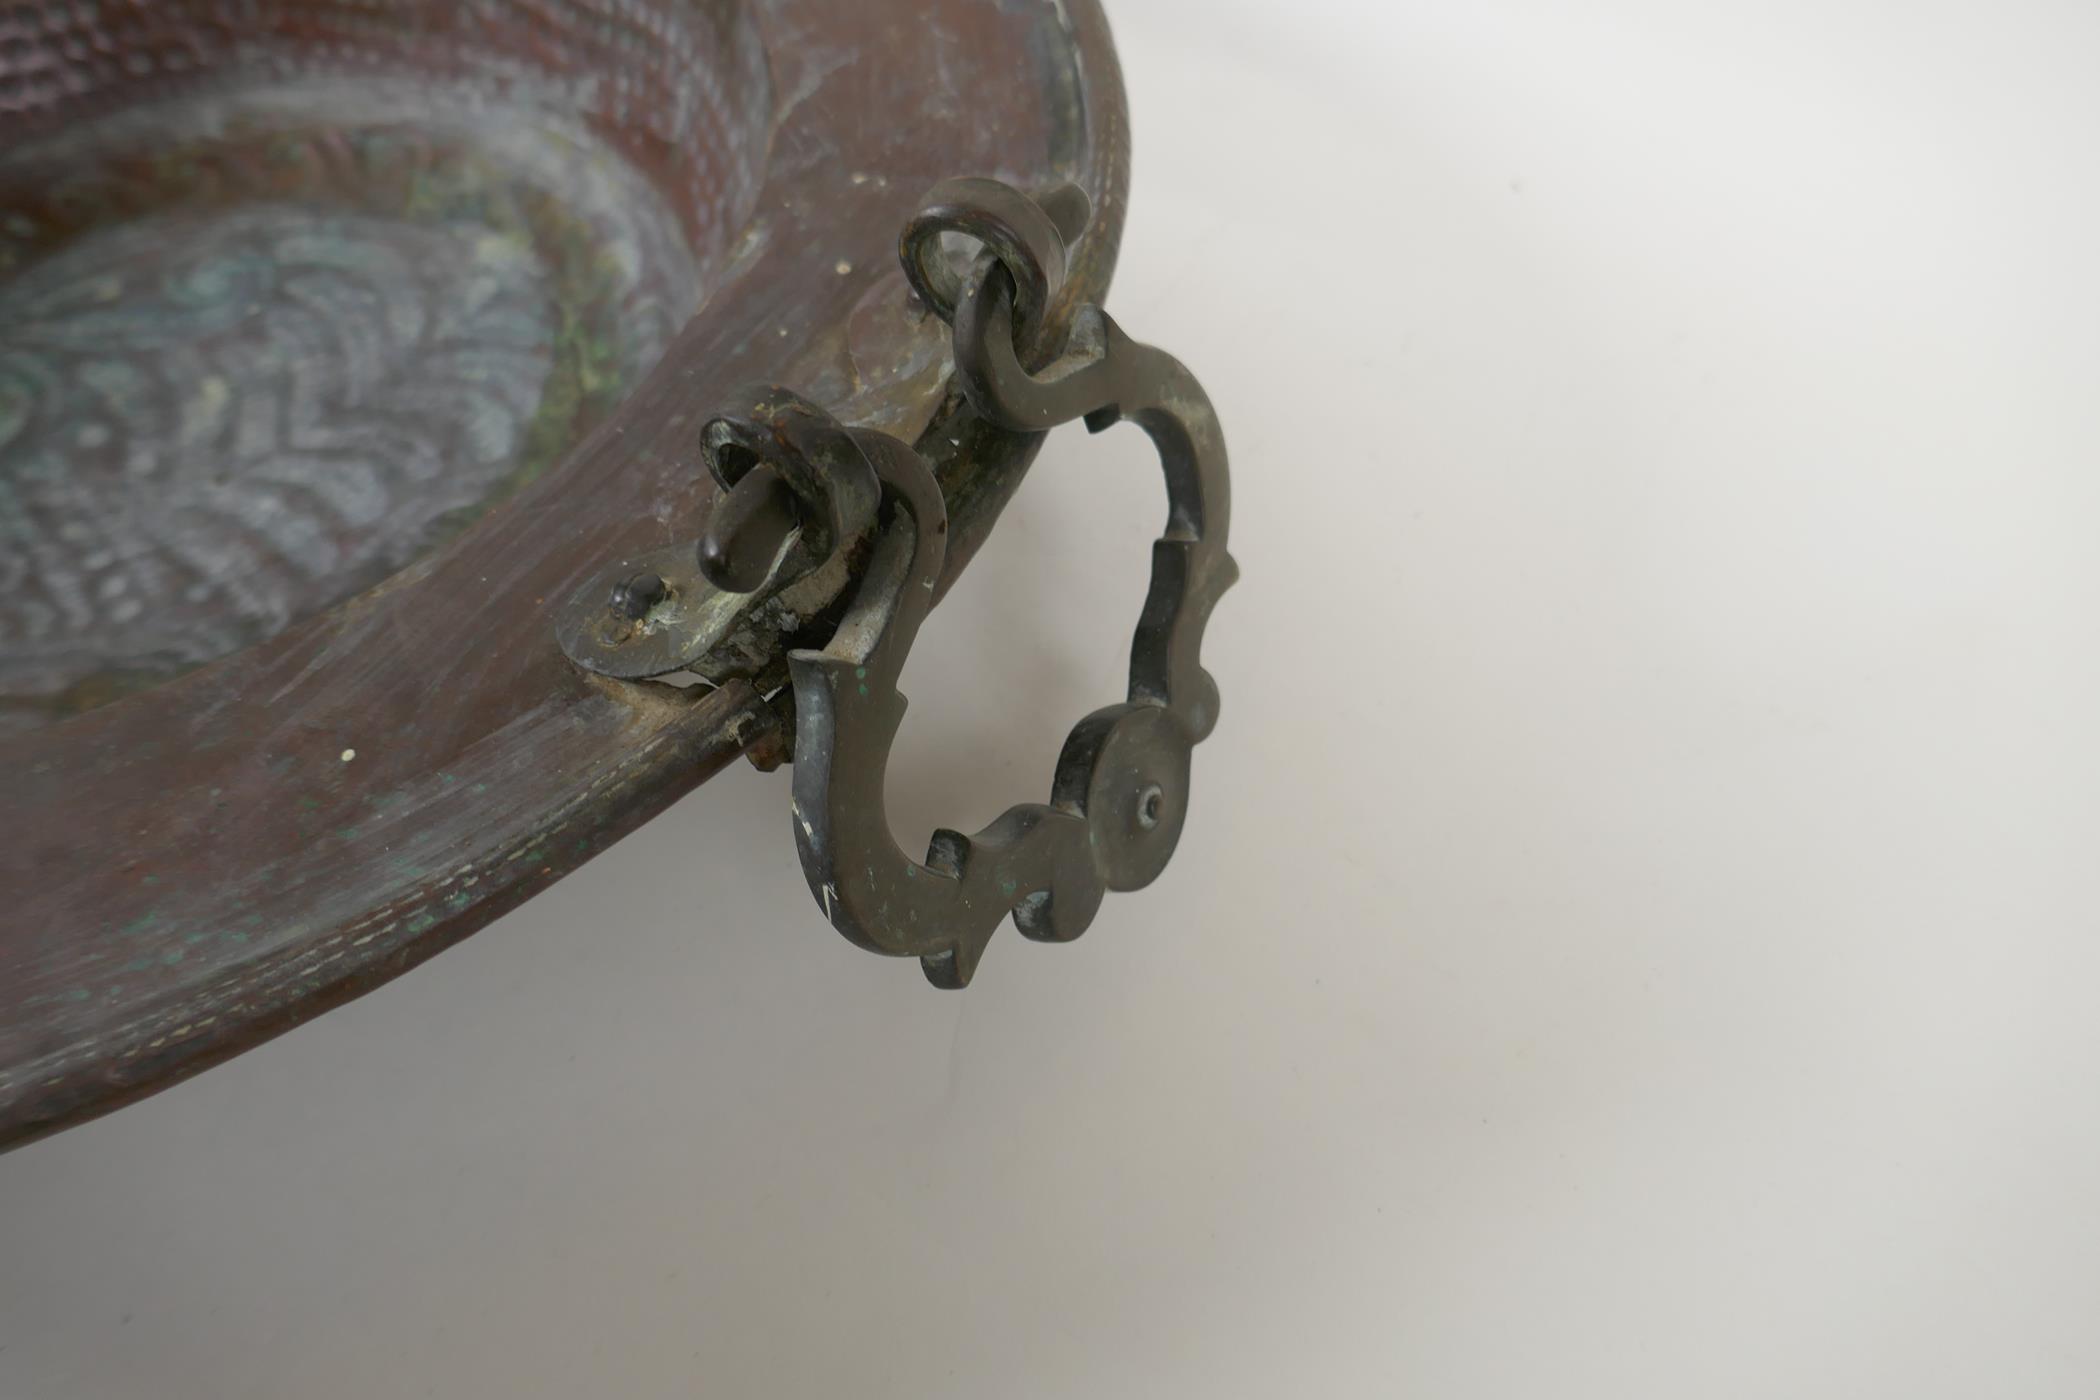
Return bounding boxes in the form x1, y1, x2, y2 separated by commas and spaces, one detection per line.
0, 0, 1129, 1153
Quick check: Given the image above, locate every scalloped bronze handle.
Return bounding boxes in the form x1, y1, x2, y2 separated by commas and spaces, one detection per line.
560, 179, 1235, 987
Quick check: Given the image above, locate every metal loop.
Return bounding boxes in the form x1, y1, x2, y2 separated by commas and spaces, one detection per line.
695, 387, 881, 593
899, 177, 1089, 369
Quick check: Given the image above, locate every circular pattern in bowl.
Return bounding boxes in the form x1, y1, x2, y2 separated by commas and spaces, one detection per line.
0, 1, 771, 730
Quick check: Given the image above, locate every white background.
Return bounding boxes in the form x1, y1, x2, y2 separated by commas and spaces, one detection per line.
7, 0, 2100, 1394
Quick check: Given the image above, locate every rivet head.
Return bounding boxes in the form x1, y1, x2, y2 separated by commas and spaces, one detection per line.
608, 571, 667, 621
1136, 783, 1165, 831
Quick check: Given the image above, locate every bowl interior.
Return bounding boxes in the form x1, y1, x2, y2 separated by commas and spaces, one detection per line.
0, 1, 771, 732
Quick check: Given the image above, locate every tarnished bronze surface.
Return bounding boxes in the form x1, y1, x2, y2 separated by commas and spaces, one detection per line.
0, 0, 1129, 1151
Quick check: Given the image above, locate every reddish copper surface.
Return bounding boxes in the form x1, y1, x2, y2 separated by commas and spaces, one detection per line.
0, 0, 1128, 1150
0, 0, 770, 245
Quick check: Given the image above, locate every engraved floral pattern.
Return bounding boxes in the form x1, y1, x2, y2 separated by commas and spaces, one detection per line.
0, 84, 711, 729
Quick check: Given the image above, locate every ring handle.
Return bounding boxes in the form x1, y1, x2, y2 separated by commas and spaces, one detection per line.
755, 182, 1235, 986
569, 179, 1236, 987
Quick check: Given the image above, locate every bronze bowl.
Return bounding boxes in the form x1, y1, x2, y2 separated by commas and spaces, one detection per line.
0, 0, 1129, 1150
